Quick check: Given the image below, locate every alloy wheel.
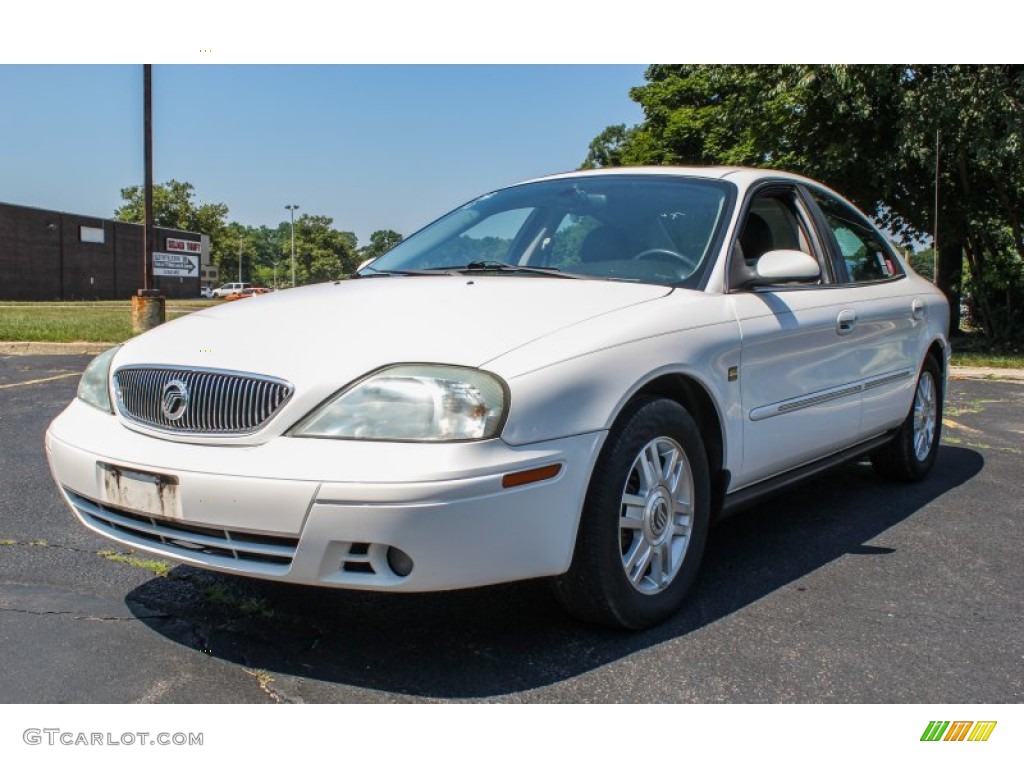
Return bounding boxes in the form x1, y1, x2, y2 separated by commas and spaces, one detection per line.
618, 436, 694, 594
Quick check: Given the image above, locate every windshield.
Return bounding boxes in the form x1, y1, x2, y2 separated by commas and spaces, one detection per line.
361, 175, 734, 286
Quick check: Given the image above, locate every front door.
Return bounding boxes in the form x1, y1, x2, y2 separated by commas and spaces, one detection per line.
728, 188, 865, 489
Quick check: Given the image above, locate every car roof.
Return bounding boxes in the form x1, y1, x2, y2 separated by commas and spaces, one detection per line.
519, 165, 821, 193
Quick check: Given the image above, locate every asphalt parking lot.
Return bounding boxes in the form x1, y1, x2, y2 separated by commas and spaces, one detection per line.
1, 354, 1021, 703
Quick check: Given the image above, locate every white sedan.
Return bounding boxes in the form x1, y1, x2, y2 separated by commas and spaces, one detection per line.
46, 167, 949, 629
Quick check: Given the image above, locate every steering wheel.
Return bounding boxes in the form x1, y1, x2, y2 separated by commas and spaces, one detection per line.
631, 248, 697, 271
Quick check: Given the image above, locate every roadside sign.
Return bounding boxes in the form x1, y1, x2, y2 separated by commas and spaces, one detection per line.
153, 251, 199, 277
166, 238, 203, 254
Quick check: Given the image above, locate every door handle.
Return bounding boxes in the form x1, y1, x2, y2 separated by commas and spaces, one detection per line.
836, 309, 857, 335
912, 299, 927, 321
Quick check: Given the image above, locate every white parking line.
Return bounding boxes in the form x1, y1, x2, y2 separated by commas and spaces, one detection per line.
0, 371, 80, 390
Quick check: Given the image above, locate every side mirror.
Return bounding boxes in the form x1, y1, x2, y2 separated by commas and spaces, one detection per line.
753, 249, 820, 284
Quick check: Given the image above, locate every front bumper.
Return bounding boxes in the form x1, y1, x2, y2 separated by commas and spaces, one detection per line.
46, 399, 602, 591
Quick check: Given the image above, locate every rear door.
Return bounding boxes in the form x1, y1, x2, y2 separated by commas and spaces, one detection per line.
803, 186, 919, 438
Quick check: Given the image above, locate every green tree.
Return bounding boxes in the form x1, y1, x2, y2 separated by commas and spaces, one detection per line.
217, 223, 292, 286
291, 214, 359, 284
218, 222, 261, 284
245, 224, 289, 288
909, 247, 936, 282
115, 179, 229, 236
359, 229, 404, 262
582, 125, 636, 169
586, 65, 1024, 341
896, 66, 1024, 340
115, 178, 231, 272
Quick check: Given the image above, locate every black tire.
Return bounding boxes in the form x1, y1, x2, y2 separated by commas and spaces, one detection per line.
871, 355, 943, 482
554, 396, 710, 629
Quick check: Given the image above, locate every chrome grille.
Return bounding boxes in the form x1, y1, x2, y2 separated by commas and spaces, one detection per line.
114, 366, 293, 434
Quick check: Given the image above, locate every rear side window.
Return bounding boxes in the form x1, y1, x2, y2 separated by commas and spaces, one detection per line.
809, 190, 903, 283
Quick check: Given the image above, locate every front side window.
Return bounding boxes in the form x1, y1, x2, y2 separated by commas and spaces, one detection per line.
737, 193, 815, 261
362, 175, 734, 286
728, 188, 827, 290
809, 190, 903, 283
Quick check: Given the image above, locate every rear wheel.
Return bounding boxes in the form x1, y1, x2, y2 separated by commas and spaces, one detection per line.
871, 355, 943, 481
554, 397, 710, 629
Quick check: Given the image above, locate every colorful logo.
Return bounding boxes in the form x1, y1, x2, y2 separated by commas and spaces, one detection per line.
921, 721, 997, 742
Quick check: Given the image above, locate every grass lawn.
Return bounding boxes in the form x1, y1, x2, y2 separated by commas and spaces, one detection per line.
950, 331, 1024, 369
952, 351, 1024, 368
2, 301, 1023, 370
0, 300, 216, 343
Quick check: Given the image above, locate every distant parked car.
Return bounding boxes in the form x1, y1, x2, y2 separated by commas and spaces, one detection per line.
46, 167, 950, 629
223, 287, 271, 302
199, 286, 215, 299
212, 282, 251, 298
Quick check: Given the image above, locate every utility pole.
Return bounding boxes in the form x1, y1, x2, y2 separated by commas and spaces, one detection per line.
933, 128, 940, 286
132, 63, 165, 333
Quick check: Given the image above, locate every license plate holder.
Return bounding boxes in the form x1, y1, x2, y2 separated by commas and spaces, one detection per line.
98, 463, 181, 519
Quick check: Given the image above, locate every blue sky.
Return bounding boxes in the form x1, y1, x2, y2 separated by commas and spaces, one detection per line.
0, 65, 646, 243
0, 2, 1001, 246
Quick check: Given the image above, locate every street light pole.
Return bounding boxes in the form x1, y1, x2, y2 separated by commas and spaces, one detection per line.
285, 204, 299, 288
238, 240, 243, 283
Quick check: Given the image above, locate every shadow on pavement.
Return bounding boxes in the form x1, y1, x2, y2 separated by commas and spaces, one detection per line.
126, 446, 983, 698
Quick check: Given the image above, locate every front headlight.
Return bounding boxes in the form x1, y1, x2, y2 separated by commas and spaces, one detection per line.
76, 345, 119, 413
292, 364, 507, 441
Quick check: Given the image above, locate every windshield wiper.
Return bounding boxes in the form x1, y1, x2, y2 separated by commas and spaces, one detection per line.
359, 262, 583, 279
357, 267, 453, 277
433, 261, 582, 278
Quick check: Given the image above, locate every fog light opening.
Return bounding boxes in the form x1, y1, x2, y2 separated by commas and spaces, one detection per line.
386, 546, 414, 577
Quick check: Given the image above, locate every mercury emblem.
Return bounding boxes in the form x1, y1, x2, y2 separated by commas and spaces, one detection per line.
160, 379, 190, 421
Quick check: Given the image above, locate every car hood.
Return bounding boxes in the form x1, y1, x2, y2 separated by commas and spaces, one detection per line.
115, 276, 672, 393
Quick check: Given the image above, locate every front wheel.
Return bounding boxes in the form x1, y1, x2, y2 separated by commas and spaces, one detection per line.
871, 355, 943, 481
554, 397, 710, 629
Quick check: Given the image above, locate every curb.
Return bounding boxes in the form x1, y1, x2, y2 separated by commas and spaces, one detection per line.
0, 341, 116, 356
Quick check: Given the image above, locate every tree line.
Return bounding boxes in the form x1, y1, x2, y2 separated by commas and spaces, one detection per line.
114, 179, 402, 288
583, 65, 1024, 343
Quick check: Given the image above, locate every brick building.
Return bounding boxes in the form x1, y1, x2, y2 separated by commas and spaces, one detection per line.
0, 201, 215, 300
